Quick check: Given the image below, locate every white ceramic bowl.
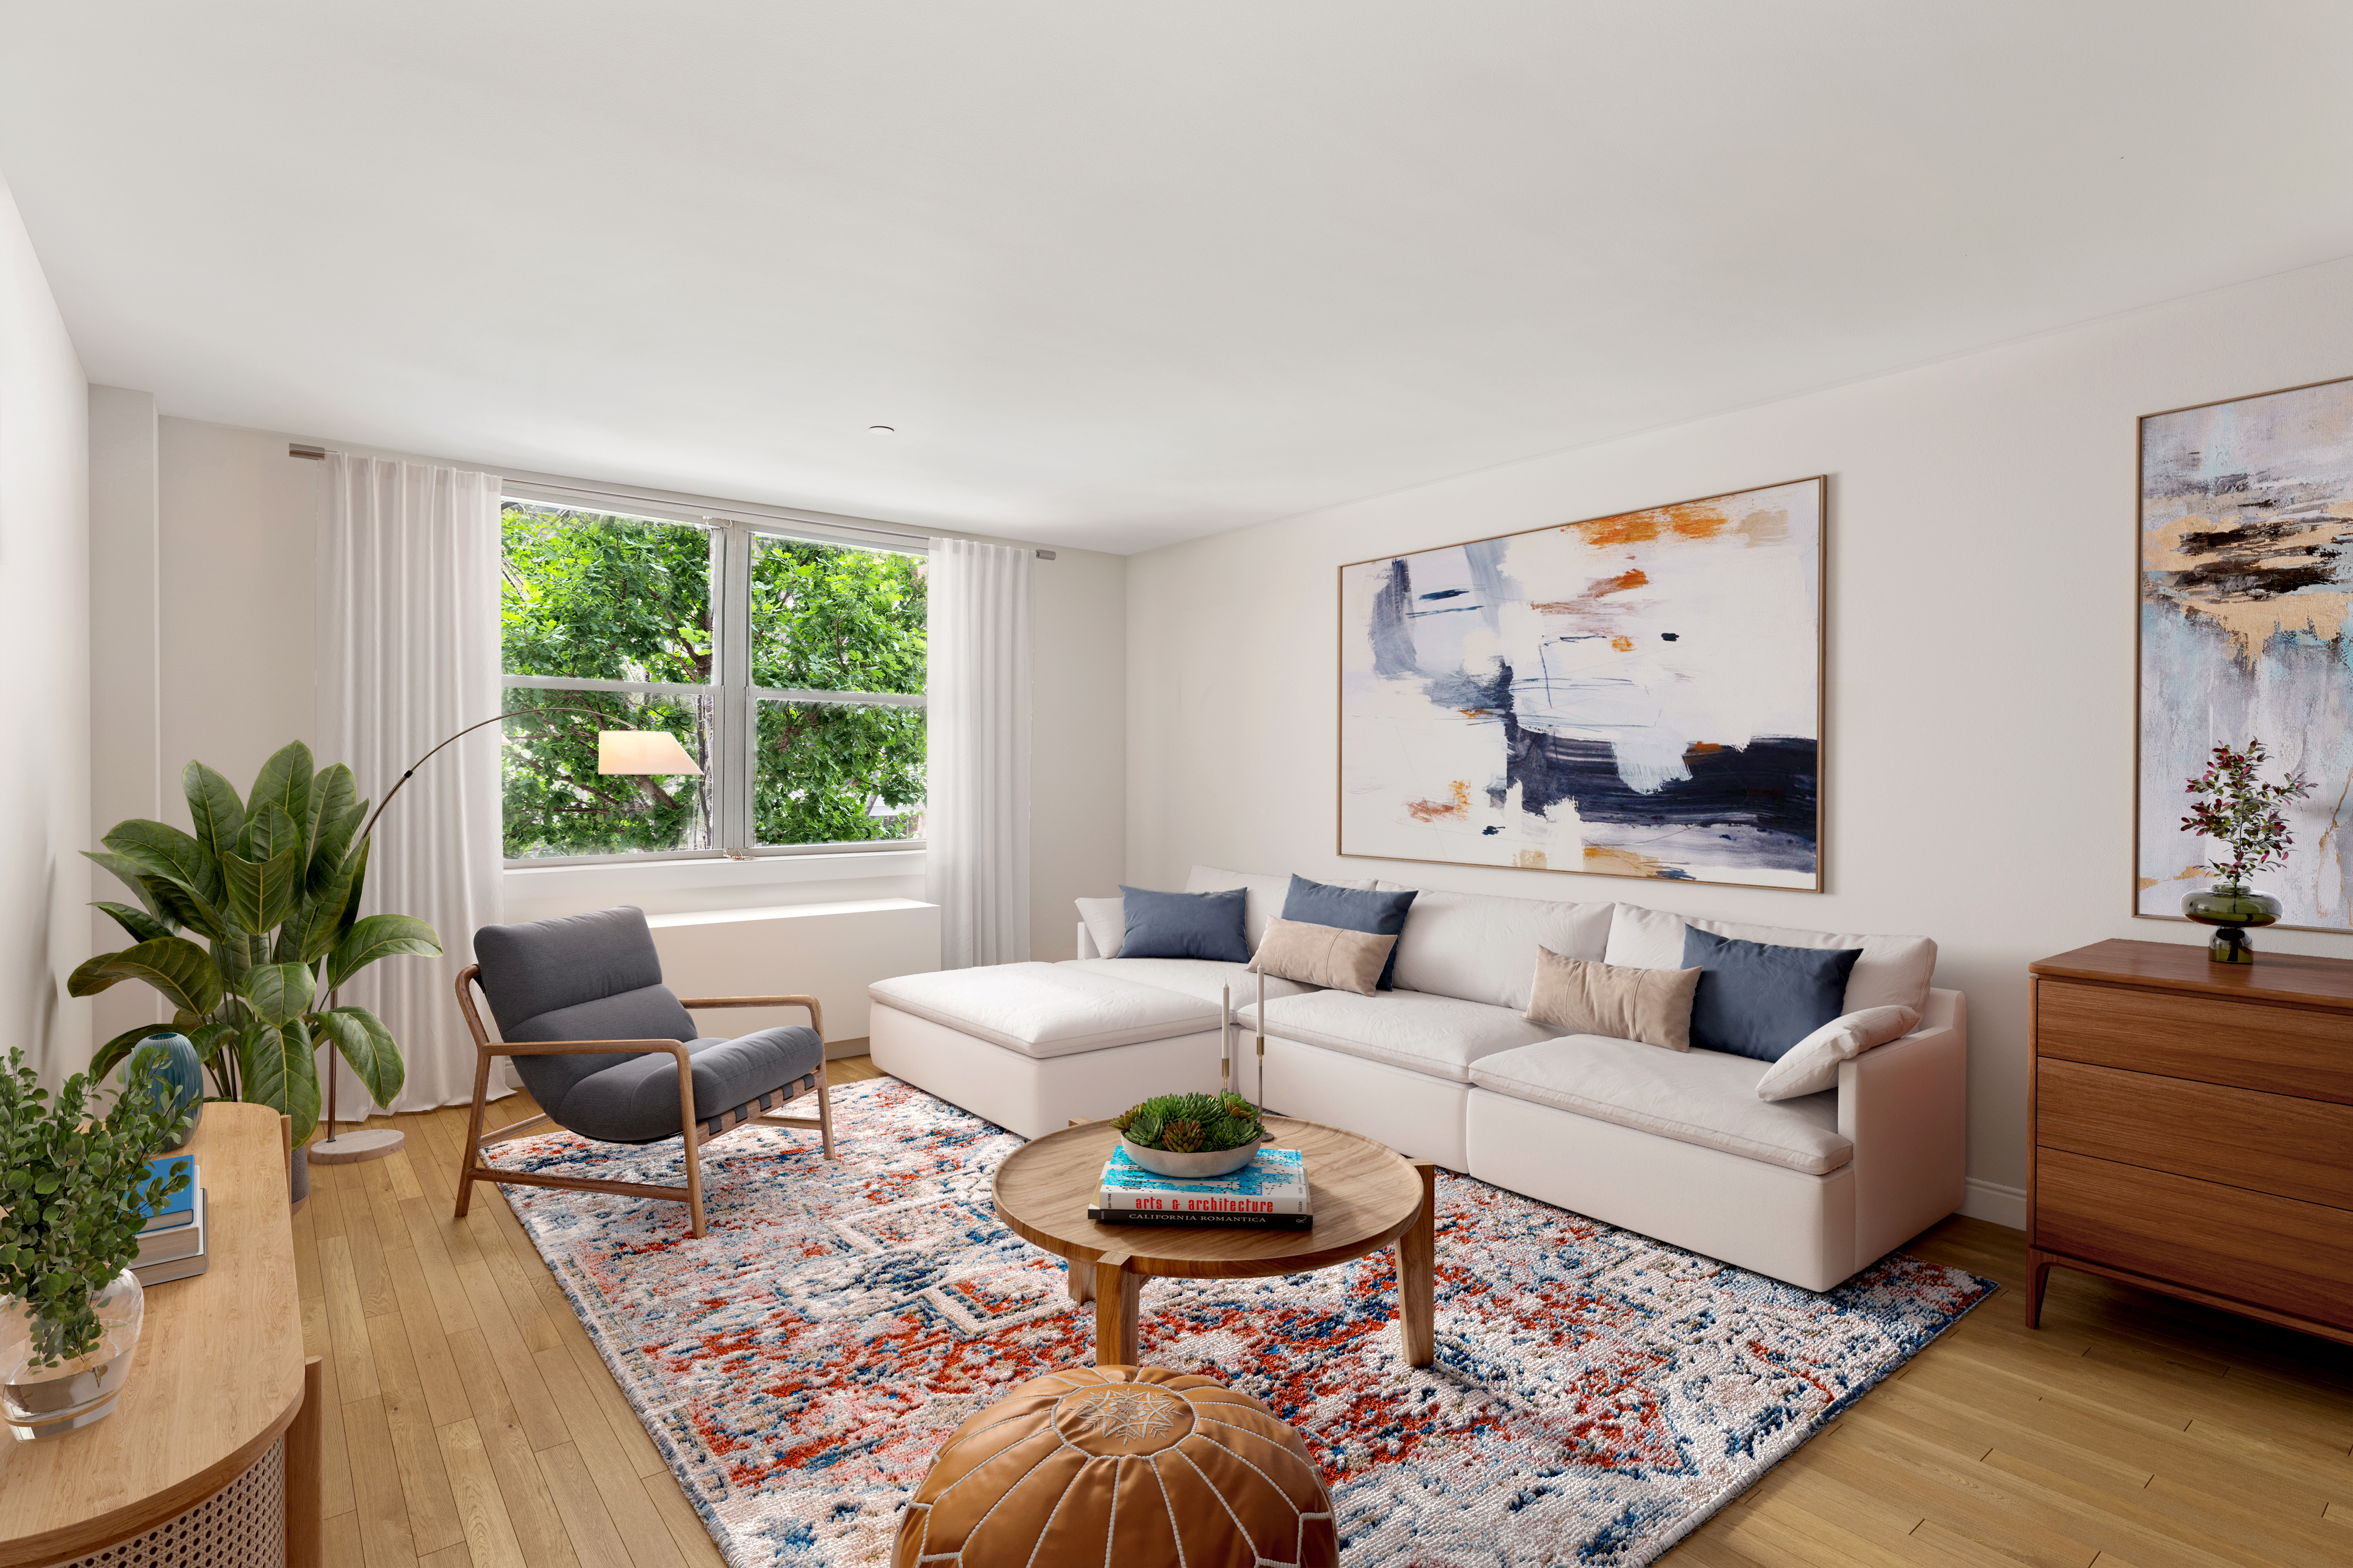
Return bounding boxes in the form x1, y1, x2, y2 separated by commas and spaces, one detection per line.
1119, 1134, 1263, 1179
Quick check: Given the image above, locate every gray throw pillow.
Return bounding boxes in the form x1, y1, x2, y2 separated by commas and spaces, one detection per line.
1119, 885, 1249, 962
1682, 927, 1863, 1061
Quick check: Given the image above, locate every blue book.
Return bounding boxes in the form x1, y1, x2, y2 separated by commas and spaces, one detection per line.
1090, 1146, 1312, 1228
136, 1157, 198, 1233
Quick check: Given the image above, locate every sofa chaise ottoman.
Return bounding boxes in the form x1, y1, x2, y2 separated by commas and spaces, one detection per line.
868, 866, 1965, 1292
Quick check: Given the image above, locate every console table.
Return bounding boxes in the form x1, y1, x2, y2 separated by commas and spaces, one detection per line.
2025, 939, 2353, 1346
0, 1102, 321, 1567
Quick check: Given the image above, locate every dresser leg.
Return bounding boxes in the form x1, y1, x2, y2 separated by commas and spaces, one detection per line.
2024, 1249, 2053, 1329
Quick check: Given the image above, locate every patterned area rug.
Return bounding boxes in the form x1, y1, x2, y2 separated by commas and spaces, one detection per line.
488, 1077, 1992, 1567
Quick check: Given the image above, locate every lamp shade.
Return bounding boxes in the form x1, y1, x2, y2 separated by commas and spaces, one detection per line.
597, 730, 704, 776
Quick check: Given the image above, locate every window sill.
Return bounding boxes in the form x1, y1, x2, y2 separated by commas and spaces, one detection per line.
501, 848, 926, 922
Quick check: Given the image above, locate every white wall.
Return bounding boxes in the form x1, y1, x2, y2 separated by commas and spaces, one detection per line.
0, 175, 92, 1082
1126, 254, 2353, 1217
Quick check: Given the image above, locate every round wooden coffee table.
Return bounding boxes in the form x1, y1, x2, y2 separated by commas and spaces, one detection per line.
992, 1116, 1436, 1368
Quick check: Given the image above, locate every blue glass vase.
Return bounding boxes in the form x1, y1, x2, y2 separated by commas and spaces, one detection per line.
123, 1032, 204, 1151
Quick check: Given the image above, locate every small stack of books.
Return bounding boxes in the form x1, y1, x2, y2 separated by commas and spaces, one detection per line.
1089, 1146, 1312, 1230
132, 1155, 208, 1287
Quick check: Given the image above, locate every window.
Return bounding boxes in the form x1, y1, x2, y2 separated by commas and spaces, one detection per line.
499, 498, 926, 862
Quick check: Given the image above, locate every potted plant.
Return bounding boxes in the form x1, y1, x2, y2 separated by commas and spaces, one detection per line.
1112, 1092, 1268, 1177
68, 742, 443, 1180
0, 1049, 190, 1438
2178, 738, 2313, 964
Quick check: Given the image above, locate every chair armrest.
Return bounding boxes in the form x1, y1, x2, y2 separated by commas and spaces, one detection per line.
676, 994, 825, 1038
497, 1038, 693, 1059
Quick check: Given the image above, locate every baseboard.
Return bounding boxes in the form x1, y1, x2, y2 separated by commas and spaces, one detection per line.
1960, 1177, 2027, 1231
825, 1036, 869, 1061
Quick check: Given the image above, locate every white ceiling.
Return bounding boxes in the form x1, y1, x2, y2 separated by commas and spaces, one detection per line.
5, 4, 2351, 554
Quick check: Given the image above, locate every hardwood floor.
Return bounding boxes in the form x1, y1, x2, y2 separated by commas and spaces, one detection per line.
300, 1057, 2353, 1568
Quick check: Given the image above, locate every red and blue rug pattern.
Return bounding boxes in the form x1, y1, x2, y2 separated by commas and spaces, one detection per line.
487, 1076, 1993, 1567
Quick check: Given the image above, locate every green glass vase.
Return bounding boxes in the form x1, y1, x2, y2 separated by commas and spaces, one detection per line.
2181, 882, 2283, 964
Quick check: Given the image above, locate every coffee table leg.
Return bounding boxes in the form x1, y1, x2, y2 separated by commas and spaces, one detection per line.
1093, 1251, 1141, 1366
1399, 1160, 1436, 1367
1068, 1257, 1095, 1304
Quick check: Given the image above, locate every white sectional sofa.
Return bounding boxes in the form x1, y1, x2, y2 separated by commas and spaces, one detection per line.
869, 866, 1966, 1292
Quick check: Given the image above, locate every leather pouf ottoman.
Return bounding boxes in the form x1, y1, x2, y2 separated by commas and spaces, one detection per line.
894, 1365, 1338, 1567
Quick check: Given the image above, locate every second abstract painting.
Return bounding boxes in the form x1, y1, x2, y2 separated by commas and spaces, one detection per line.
1338, 478, 1824, 889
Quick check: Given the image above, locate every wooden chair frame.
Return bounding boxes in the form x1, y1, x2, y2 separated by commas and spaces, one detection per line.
451, 964, 836, 1238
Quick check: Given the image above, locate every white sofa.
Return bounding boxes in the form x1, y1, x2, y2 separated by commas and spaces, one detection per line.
870, 866, 1966, 1292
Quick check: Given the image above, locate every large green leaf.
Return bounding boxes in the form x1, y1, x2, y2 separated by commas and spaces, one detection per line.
245, 741, 315, 828
83, 851, 166, 918
312, 1005, 404, 1107
237, 801, 304, 867
101, 819, 223, 903
325, 914, 442, 990
333, 837, 370, 946
92, 900, 171, 945
65, 937, 225, 1016
307, 801, 368, 898
303, 766, 358, 878
238, 1019, 319, 1144
222, 841, 305, 935
145, 876, 230, 942
187, 1021, 236, 1068
181, 761, 246, 863
280, 850, 367, 964
90, 1022, 170, 1079
242, 962, 315, 1027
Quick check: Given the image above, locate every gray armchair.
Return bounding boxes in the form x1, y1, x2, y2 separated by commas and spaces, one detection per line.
452, 905, 835, 1237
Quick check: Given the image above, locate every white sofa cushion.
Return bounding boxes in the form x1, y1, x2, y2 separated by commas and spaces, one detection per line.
1063, 957, 1319, 1009
1603, 904, 1936, 1016
1239, 989, 1561, 1083
1754, 1005, 1922, 1101
1371, 883, 1615, 1010
868, 963, 1216, 1059
1185, 864, 1375, 948
1075, 896, 1126, 958
1469, 1036, 1852, 1175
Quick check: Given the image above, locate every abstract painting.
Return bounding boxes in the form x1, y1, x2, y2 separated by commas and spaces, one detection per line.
2138, 378, 2353, 931
1338, 478, 1823, 888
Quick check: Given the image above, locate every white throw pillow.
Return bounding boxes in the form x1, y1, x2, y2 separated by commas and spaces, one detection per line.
1603, 904, 1937, 1015
1754, 1005, 1921, 1101
1075, 896, 1126, 958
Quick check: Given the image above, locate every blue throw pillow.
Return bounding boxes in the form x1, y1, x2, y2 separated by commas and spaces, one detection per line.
1119, 886, 1250, 963
1279, 874, 1417, 989
1681, 926, 1862, 1062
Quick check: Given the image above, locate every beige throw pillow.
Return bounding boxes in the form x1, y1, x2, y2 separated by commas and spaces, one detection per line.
1753, 1005, 1922, 1101
1249, 917, 1396, 996
1524, 946, 1700, 1052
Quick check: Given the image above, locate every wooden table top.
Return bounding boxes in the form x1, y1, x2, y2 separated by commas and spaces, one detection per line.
0, 1103, 307, 1567
2029, 938, 2353, 1011
992, 1117, 1427, 1280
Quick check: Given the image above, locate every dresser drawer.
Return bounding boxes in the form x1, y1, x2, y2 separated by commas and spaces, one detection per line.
2036, 978, 2353, 1104
2037, 1058, 2353, 1209
2035, 1149, 2353, 1331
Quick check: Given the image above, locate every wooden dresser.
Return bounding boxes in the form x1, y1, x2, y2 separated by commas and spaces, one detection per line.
2026, 939, 2353, 1346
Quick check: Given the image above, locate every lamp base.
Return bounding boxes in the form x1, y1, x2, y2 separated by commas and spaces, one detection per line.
310, 1126, 406, 1164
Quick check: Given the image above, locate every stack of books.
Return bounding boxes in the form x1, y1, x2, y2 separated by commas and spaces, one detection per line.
132, 1155, 208, 1286
1089, 1146, 1312, 1230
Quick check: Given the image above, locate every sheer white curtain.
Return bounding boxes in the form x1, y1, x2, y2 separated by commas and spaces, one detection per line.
925, 538, 1034, 968
318, 454, 505, 1113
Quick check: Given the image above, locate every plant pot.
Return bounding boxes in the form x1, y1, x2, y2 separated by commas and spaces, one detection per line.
1, 1268, 145, 1440
290, 1144, 310, 1206
2182, 883, 2284, 964
1120, 1135, 1264, 1179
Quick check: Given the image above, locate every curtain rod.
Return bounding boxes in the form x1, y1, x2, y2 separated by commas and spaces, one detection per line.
287, 443, 1056, 559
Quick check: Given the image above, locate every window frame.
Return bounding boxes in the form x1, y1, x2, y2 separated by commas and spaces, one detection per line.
500, 496, 927, 868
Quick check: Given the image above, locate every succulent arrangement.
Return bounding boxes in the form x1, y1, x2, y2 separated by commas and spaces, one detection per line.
1113, 1092, 1265, 1154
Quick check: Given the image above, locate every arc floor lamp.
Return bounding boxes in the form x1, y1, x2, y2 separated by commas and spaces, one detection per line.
310, 707, 704, 1165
